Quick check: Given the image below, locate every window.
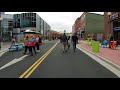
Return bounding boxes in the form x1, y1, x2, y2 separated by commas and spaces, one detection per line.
33, 22, 36, 27
18, 19, 20, 22
34, 18, 36, 21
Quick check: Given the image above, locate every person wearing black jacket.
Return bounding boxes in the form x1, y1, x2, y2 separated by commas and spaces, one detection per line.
72, 33, 78, 52
67, 36, 70, 50
61, 33, 67, 53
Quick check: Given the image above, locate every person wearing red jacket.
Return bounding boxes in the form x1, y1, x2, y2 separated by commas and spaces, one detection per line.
29, 35, 36, 56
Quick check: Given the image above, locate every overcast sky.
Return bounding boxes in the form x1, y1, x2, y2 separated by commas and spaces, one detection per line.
5, 12, 104, 33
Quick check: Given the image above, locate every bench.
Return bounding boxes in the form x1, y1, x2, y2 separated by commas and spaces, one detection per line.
9, 44, 24, 51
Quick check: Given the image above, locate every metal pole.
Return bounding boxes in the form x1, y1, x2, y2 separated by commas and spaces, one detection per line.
0, 21, 2, 50
0, 21, 1, 49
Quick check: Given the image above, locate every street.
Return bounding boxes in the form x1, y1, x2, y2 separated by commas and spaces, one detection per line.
0, 40, 118, 78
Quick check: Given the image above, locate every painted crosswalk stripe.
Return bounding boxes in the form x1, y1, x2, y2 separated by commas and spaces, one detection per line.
0, 55, 28, 70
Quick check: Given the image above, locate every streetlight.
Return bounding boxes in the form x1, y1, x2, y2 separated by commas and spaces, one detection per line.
107, 12, 112, 40
78, 28, 81, 39
107, 12, 112, 48
107, 12, 112, 16
0, 17, 3, 50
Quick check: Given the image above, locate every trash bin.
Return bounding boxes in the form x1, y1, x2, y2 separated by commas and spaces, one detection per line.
92, 41, 100, 53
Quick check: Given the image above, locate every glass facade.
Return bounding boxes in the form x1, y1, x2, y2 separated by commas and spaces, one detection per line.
13, 14, 20, 28
13, 12, 51, 37
1, 14, 13, 41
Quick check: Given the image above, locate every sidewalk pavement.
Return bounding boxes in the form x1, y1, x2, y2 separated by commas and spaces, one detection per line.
0, 42, 11, 53
0, 40, 57, 53
77, 40, 120, 69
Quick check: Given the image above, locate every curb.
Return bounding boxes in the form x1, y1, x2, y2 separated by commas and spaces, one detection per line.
77, 45, 120, 71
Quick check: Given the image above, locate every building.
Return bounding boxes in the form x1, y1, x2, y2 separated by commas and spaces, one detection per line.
104, 12, 120, 42
1, 13, 13, 42
72, 24, 75, 34
72, 12, 104, 41
50, 30, 62, 39
13, 12, 51, 41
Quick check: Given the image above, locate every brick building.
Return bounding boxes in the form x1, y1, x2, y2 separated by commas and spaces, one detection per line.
72, 12, 104, 41
104, 12, 120, 43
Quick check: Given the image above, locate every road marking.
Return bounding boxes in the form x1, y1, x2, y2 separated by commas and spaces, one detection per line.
77, 46, 120, 78
24, 46, 54, 78
0, 55, 28, 70
19, 41, 59, 78
0, 50, 8, 57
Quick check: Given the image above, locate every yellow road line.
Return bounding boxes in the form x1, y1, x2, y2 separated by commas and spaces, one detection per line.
19, 41, 59, 78
19, 48, 52, 78
24, 46, 55, 78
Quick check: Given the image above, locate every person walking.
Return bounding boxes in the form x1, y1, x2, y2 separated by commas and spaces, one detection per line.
67, 36, 70, 50
11, 37, 16, 45
60, 36, 62, 43
72, 33, 78, 52
38, 36, 42, 45
35, 36, 40, 52
61, 33, 67, 53
29, 34, 36, 56
23, 36, 30, 54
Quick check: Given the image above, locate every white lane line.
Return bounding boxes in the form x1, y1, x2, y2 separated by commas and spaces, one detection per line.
0, 50, 8, 57
0, 55, 28, 70
77, 45, 120, 78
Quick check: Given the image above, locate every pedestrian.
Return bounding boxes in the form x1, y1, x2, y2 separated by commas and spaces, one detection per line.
35, 35, 41, 52
29, 34, 36, 56
23, 36, 30, 54
35, 36, 39, 52
109, 36, 114, 48
11, 37, 16, 45
67, 36, 70, 50
61, 33, 67, 53
60, 36, 62, 43
72, 33, 78, 52
38, 36, 42, 45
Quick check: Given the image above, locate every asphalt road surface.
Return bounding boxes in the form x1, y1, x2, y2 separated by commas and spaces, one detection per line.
0, 40, 118, 78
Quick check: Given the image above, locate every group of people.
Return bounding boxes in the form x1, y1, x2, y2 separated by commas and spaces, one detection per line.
60, 33, 78, 53
23, 34, 42, 56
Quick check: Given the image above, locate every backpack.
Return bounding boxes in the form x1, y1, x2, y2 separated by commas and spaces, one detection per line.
62, 35, 67, 42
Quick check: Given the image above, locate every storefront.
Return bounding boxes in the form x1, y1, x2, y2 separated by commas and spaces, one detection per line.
109, 12, 120, 41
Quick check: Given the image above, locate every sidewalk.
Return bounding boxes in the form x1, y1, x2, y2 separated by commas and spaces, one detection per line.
0, 42, 11, 53
77, 40, 120, 68
0, 40, 57, 53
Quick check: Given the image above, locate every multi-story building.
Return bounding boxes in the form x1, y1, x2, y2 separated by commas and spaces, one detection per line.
72, 24, 75, 34
104, 12, 120, 43
72, 12, 104, 41
13, 12, 51, 41
40, 18, 44, 35
1, 13, 13, 41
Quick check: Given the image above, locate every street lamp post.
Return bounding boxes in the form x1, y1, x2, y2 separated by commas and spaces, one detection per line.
107, 12, 112, 48
78, 28, 80, 40
0, 17, 3, 50
107, 12, 112, 37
